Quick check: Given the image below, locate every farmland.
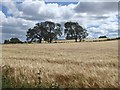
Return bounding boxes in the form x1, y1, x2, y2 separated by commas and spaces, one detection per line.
2, 40, 119, 88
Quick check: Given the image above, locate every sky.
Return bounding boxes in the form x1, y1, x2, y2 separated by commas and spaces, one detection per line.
0, 0, 119, 43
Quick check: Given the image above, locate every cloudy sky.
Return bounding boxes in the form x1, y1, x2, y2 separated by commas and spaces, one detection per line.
0, 0, 119, 43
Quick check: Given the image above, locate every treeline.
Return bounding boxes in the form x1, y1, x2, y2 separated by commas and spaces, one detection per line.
4, 21, 88, 44
26, 21, 88, 43
3, 20, 120, 44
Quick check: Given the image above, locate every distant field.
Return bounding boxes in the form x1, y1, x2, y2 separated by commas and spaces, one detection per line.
2, 40, 119, 88
51, 38, 117, 43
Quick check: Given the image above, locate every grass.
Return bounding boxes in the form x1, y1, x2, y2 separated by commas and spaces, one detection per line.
2, 40, 119, 88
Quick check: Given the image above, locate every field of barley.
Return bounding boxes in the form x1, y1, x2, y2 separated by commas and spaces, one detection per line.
2, 40, 119, 88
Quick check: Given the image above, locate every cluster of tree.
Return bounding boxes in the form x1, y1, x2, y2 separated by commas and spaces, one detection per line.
26, 21, 62, 43
116, 37, 120, 39
26, 21, 88, 43
99, 36, 107, 38
4, 38, 23, 44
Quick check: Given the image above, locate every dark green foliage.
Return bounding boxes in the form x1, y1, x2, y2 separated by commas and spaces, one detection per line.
26, 22, 47, 43
26, 21, 62, 43
99, 36, 107, 38
9, 38, 23, 44
64, 22, 88, 42
4, 40, 9, 44
26, 21, 88, 43
4, 38, 23, 44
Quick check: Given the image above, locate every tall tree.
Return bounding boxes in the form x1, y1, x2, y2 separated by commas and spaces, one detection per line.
26, 21, 62, 43
64, 22, 88, 42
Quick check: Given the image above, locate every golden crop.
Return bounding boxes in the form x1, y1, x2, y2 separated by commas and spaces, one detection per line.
2, 40, 119, 88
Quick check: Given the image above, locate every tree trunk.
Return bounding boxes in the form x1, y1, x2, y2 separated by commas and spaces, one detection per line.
48, 38, 50, 43
75, 35, 77, 42
75, 38, 77, 42
50, 38, 52, 43
38, 39, 42, 43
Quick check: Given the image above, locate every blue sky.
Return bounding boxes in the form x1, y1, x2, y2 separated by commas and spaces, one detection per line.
45, 2, 78, 5
0, 0, 119, 43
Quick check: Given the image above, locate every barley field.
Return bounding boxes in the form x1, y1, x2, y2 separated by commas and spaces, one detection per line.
1, 40, 119, 88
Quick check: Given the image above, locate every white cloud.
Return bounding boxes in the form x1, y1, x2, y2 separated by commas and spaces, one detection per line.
1, 15, 37, 42
86, 14, 118, 38
17, 1, 76, 22
74, 2, 118, 15
1, 0, 119, 43
2, 1, 22, 17
0, 11, 6, 25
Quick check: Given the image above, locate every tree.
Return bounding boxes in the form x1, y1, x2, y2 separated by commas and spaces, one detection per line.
64, 21, 88, 42
9, 38, 22, 44
26, 21, 62, 43
99, 36, 107, 38
4, 38, 22, 44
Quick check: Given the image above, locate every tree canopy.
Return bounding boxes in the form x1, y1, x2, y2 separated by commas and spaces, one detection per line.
26, 21, 62, 43
99, 36, 107, 38
26, 21, 88, 43
64, 22, 88, 42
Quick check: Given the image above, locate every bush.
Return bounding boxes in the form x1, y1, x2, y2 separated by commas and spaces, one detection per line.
4, 38, 23, 44
99, 36, 107, 38
4, 40, 10, 44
